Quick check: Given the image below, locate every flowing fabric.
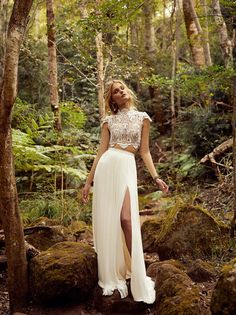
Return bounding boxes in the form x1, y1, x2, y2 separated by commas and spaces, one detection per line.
92, 148, 155, 304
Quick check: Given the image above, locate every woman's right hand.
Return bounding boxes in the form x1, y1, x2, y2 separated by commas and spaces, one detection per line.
82, 183, 91, 203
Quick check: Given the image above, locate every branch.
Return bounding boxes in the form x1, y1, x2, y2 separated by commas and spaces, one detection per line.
200, 138, 233, 164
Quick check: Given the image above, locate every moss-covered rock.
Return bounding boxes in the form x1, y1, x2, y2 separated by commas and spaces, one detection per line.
29, 241, 98, 304
142, 204, 229, 260
187, 259, 216, 282
25, 225, 75, 251
147, 259, 186, 280
154, 263, 201, 315
210, 258, 236, 314
68, 220, 93, 245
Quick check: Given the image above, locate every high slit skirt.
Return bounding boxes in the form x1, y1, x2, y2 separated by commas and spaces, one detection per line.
92, 148, 155, 304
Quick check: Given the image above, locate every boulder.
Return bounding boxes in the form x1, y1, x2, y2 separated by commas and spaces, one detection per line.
187, 259, 216, 282
29, 241, 98, 304
147, 259, 186, 280
210, 258, 236, 315
68, 220, 93, 246
153, 263, 201, 315
25, 225, 75, 251
142, 204, 229, 261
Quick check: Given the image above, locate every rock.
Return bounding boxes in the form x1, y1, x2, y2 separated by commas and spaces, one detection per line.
210, 257, 236, 315
68, 220, 93, 246
187, 259, 216, 282
28, 216, 60, 227
93, 285, 148, 314
25, 225, 75, 251
154, 263, 201, 315
142, 218, 163, 252
147, 259, 186, 280
29, 241, 98, 304
142, 204, 229, 261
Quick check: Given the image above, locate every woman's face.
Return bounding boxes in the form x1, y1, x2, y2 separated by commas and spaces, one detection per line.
111, 82, 130, 107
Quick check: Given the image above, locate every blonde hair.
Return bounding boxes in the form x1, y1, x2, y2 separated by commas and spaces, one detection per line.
104, 79, 138, 114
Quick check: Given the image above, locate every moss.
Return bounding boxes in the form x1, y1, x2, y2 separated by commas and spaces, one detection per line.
30, 242, 98, 304
155, 263, 201, 315
211, 258, 236, 314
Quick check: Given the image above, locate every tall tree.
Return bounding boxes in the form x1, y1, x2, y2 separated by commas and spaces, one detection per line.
199, 0, 212, 66
231, 74, 236, 237
182, 0, 206, 68
0, 0, 33, 312
142, 0, 156, 60
0, 0, 9, 86
95, 0, 105, 119
95, 31, 105, 119
46, 0, 62, 131
212, 0, 233, 68
170, 0, 181, 153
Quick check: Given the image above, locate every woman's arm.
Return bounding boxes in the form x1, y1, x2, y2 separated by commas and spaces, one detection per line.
82, 123, 110, 202
139, 119, 168, 193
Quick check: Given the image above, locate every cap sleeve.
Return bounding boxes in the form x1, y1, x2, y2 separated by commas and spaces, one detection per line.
142, 112, 152, 122
100, 116, 110, 127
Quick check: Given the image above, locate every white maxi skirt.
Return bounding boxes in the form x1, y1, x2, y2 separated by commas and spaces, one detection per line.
92, 148, 155, 304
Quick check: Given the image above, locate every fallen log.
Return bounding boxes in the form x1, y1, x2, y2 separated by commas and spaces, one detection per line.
200, 138, 233, 165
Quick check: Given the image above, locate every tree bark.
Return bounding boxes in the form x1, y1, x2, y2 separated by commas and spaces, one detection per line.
231, 75, 236, 237
95, 31, 105, 119
212, 0, 233, 68
0, 0, 9, 87
200, 0, 212, 66
0, 1, 33, 312
182, 0, 206, 68
170, 0, 181, 153
142, 0, 156, 60
46, 0, 62, 132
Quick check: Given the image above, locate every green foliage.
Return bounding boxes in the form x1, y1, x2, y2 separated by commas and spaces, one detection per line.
60, 101, 87, 129
177, 106, 232, 157
176, 65, 234, 105
20, 194, 91, 226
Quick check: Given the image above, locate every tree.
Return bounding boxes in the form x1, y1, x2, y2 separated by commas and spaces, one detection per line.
199, 0, 212, 66
142, 0, 156, 60
182, 0, 206, 68
0, 0, 9, 86
170, 0, 181, 153
95, 31, 105, 119
212, 0, 233, 68
0, 0, 33, 312
231, 74, 236, 237
46, 0, 62, 131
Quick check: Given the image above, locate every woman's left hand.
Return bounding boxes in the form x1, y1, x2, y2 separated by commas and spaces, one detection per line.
154, 178, 169, 193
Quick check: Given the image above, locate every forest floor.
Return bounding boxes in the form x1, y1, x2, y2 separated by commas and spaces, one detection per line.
0, 180, 234, 315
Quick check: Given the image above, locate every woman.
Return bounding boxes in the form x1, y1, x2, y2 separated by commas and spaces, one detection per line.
82, 79, 168, 304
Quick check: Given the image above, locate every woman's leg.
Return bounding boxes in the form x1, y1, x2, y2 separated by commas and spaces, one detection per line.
120, 188, 132, 255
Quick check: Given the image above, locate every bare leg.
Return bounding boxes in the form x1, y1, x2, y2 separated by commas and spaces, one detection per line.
120, 188, 132, 256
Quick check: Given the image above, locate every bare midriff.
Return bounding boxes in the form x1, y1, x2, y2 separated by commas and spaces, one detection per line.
111, 144, 137, 154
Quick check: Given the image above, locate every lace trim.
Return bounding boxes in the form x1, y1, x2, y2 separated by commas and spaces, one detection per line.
101, 110, 152, 149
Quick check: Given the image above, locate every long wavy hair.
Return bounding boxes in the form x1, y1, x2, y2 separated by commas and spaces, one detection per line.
104, 79, 138, 114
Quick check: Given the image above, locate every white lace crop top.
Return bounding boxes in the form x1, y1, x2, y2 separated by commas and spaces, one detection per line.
101, 109, 152, 149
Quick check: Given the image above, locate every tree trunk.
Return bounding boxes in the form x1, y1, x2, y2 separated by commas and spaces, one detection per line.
212, 0, 233, 68
46, 0, 62, 132
95, 31, 105, 119
231, 75, 236, 237
182, 0, 206, 68
142, 0, 156, 60
200, 0, 212, 66
0, 1, 33, 312
170, 0, 181, 153
0, 0, 9, 86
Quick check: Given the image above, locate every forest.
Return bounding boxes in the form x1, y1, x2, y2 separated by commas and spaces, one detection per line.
0, 0, 236, 314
